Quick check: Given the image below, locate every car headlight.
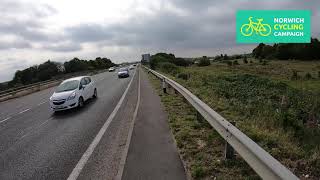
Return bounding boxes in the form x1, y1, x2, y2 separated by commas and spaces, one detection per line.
67, 92, 76, 101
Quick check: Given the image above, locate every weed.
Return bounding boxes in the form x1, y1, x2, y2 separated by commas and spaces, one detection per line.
146, 59, 320, 179
305, 72, 313, 80
177, 73, 189, 80
291, 70, 299, 80
233, 60, 239, 65
243, 57, 248, 64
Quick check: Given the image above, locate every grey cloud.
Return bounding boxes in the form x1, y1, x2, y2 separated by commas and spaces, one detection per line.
94, 0, 319, 50
0, 0, 56, 18
42, 42, 82, 52
0, 0, 58, 44
65, 24, 114, 42
0, 58, 30, 82
0, 40, 32, 50
66, 7, 236, 50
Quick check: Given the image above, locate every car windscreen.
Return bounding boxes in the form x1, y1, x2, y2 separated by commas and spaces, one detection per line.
55, 80, 79, 93
119, 68, 128, 71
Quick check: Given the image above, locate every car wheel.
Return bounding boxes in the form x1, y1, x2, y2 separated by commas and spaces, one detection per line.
78, 97, 84, 108
93, 88, 97, 98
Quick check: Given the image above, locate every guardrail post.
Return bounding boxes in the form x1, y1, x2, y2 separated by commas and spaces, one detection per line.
162, 78, 167, 94
225, 122, 236, 160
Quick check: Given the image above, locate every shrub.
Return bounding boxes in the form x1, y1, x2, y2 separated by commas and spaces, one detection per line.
177, 73, 190, 80
173, 58, 191, 67
192, 165, 205, 178
198, 58, 211, 66
233, 60, 239, 65
227, 61, 233, 66
318, 71, 320, 79
159, 62, 180, 75
262, 60, 268, 65
305, 72, 312, 80
291, 70, 299, 80
249, 60, 253, 64
243, 56, 248, 64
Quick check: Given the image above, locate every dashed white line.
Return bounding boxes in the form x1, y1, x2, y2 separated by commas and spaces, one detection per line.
18, 108, 30, 114
0, 117, 11, 124
67, 69, 137, 180
37, 101, 47, 106
20, 118, 51, 139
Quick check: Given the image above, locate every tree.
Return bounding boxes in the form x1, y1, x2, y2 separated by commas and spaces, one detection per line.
252, 38, 320, 60
37, 60, 59, 81
198, 56, 210, 66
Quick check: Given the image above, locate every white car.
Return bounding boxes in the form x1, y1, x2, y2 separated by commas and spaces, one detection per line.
50, 76, 97, 111
108, 67, 115, 72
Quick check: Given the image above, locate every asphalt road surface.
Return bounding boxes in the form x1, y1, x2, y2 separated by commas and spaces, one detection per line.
0, 69, 138, 180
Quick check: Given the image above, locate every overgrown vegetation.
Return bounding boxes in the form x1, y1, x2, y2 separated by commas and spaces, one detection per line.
147, 72, 258, 179
146, 57, 320, 179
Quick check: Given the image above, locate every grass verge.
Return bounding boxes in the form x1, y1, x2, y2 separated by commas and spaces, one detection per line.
146, 70, 260, 180
145, 59, 320, 179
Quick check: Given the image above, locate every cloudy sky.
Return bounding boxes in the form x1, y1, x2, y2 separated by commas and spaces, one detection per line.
0, 0, 319, 82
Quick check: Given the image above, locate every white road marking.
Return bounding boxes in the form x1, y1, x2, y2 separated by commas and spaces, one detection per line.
37, 101, 47, 106
20, 118, 51, 139
0, 101, 46, 124
18, 108, 30, 114
115, 67, 141, 180
67, 69, 137, 180
0, 117, 12, 124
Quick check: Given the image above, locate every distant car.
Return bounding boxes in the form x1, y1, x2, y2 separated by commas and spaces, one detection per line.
129, 65, 135, 70
108, 67, 115, 72
133, 64, 137, 66
118, 67, 129, 78
49, 76, 97, 112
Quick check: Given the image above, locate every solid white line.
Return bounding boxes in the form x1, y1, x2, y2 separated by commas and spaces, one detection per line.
115, 68, 141, 180
67, 69, 137, 180
18, 108, 30, 114
0, 117, 11, 124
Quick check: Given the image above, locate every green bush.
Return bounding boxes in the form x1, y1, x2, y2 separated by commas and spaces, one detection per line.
198, 58, 211, 66
243, 57, 248, 64
227, 61, 233, 66
177, 73, 190, 80
159, 62, 180, 75
233, 60, 239, 65
318, 71, 320, 79
305, 72, 312, 80
291, 70, 299, 80
262, 60, 268, 65
192, 165, 205, 178
173, 58, 191, 67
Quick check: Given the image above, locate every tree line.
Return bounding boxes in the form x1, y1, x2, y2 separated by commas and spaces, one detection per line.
0, 57, 115, 90
252, 38, 320, 60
